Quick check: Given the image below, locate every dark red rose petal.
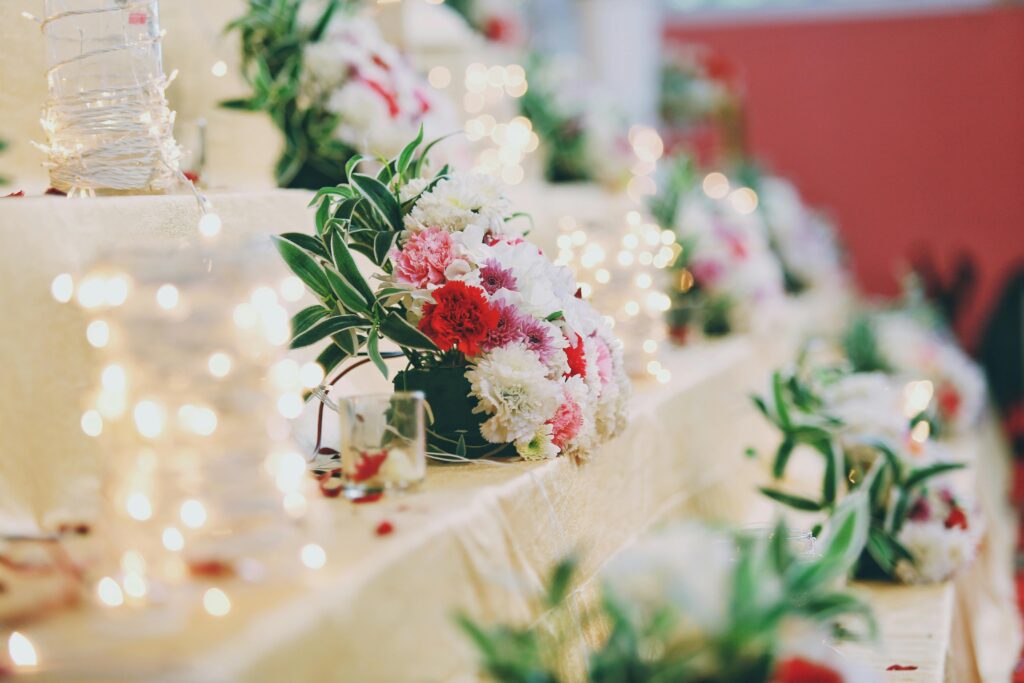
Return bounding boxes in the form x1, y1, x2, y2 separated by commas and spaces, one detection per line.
375, 520, 394, 536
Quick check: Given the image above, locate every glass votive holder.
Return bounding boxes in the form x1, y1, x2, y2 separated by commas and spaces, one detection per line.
739, 525, 820, 562
337, 392, 426, 499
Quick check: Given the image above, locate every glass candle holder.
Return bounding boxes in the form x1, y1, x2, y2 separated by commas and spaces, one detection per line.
337, 392, 426, 499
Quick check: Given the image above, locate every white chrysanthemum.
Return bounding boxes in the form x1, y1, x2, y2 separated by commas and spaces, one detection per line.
399, 177, 430, 203
602, 523, 735, 643
404, 174, 514, 236
820, 372, 908, 449
467, 344, 561, 444
758, 176, 845, 290
894, 520, 981, 584
515, 423, 559, 461
875, 313, 986, 433
674, 190, 785, 331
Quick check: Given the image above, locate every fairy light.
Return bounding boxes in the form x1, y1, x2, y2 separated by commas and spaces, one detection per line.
125, 492, 153, 521
702, 172, 730, 199
207, 352, 232, 378
133, 400, 165, 438
279, 276, 305, 302
51, 273, 74, 302
299, 362, 325, 389
428, 66, 451, 89
210, 60, 228, 78
162, 527, 185, 552
97, 577, 125, 607
300, 543, 327, 570
180, 499, 207, 529
81, 409, 104, 437
910, 420, 931, 444
557, 210, 670, 379
903, 380, 935, 418
462, 62, 532, 184
155, 284, 180, 310
86, 320, 111, 347
728, 187, 759, 214
198, 212, 222, 237
203, 588, 231, 617
8, 632, 38, 669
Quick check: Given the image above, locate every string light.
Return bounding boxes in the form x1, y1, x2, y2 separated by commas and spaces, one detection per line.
97, 577, 125, 607
300, 543, 327, 569
8, 632, 38, 668
50, 273, 74, 302
203, 588, 231, 617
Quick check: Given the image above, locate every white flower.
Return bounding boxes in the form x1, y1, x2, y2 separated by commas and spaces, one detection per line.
875, 313, 986, 433
515, 423, 559, 460
758, 176, 845, 290
601, 523, 736, 642
466, 344, 561, 444
819, 372, 908, 450
894, 520, 981, 584
405, 173, 514, 236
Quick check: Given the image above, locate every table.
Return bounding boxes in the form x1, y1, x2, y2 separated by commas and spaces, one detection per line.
1, 192, 1017, 682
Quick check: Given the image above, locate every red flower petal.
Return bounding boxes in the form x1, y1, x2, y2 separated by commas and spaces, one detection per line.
563, 333, 587, 379
773, 657, 843, 683
2, 190, 24, 198
188, 560, 236, 578
45, 187, 67, 196
945, 506, 969, 530
351, 450, 389, 482
375, 520, 394, 536
887, 664, 919, 671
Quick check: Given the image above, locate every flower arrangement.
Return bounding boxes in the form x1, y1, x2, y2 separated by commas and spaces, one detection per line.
460, 497, 878, 683
651, 158, 785, 341
444, 0, 525, 45
743, 168, 848, 295
276, 131, 630, 462
519, 55, 634, 186
225, 1, 455, 189
752, 349, 980, 583
843, 309, 986, 437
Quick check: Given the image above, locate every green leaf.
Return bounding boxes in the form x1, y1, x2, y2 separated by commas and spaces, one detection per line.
544, 311, 563, 322
278, 232, 329, 261
373, 231, 398, 266
397, 125, 424, 178
344, 154, 364, 181
315, 199, 331, 236
759, 487, 824, 512
818, 492, 869, 576
546, 558, 576, 608
904, 462, 965, 491
316, 342, 351, 378
292, 305, 329, 337
220, 97, 257, 110
367, 330, 388, 379
773, 436, 795, 479
412, 133, 457, 178
379, 312, 437, 350
272, 235, 331, 300
308, 0, 339, 41
772, 372, 791, 429
323, 268, 371, 316
352, 173, 402, 231
329, 231, 376, 302
455, 433, 467, 458
291, 315, 368, 349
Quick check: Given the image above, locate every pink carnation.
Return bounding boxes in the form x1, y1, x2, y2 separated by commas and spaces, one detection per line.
548, 393, 583, 449
391, 227, 455, 288
592, 335, 614, 386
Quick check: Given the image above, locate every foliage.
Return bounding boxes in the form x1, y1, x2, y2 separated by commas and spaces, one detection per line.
224, 0, 352, 188
752, 361, 964, 580
518, 55, 593, 184
460, 502, 875, 683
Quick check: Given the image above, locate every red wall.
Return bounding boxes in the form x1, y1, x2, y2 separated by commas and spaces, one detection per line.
667, 7, 1024, 346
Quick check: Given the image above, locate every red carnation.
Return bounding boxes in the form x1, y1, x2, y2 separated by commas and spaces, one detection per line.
945, 506, 969, 530
564, 333, 587, 378
772, 657, 843, 683
418, 281, 499, 356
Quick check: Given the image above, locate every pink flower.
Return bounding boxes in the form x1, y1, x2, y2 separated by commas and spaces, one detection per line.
520, 316, 562, 367
478, 259, 517, 294
548, 392, 583, 449
691, 259, 724, 286
592, 335, 614, 386
483, 298, 526, 350
391, 227, 456, 288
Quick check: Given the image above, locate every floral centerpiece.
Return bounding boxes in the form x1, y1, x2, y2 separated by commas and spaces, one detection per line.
276, 131, 630, 462
460, 497, 878, 682
519, 55, 634, 186
751, 347, 981, 583
225, 1, 456, 189
843, 307, 986, 437
741, 167, 848, 295
444, 0, 526, 45
651, 158, 785, 342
